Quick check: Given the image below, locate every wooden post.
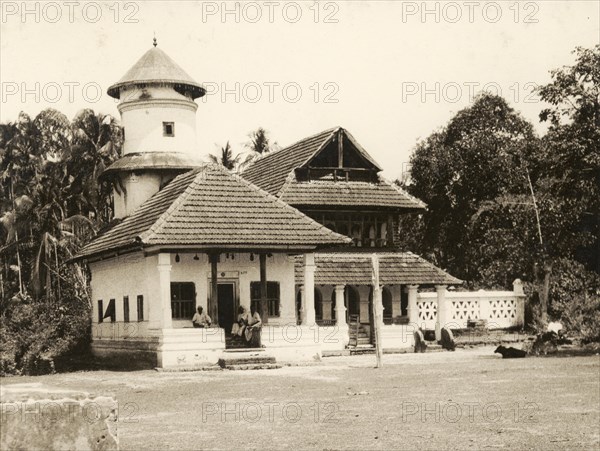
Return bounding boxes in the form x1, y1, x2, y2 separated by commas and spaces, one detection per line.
210, 253, 219, 326
371, 254, 383, 368
259, 253, 268, 324
337, 129, 344, 168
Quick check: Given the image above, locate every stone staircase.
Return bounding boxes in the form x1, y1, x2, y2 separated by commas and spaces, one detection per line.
218, 349, 281, 370
348, 315, 375, 353
225, 334, 249, 350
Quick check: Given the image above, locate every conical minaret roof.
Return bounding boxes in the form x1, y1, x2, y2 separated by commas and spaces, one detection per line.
107, 45, 205, 99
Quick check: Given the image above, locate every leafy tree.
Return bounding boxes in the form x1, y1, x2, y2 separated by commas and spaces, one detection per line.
405, 45, 599, 331
408, 93, 541, 286
536, 45, 599, 273
0, 108, 121, 374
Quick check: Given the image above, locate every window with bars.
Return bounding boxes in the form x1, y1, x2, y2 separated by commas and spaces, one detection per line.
171, 282, 196, 319
250, 282, 280, 317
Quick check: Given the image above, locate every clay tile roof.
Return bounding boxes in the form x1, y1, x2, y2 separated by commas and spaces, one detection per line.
280, 178, 427, 209
295, 252, 462, 286
242, 127, 426, 210
75, 164, 351, 260
107, 47, 205, 99
241, 127, 339, 196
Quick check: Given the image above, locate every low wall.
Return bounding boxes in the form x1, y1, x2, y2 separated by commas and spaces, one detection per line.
1, 384, 118, 450
417, 284, 526, 330
91, 328, 225, 369
158, 328, 225, 367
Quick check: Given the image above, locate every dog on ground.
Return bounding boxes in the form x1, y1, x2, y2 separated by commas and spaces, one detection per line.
494, 345, 527, 358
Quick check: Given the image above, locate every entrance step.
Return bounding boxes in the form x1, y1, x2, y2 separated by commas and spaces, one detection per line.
225, 363, 282, 371
426, 343, 443, 353
218, 350, 277, 369
349, 347, 376, 355
225, 335, 249, 350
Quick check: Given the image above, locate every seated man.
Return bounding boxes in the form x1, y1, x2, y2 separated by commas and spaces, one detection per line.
232, 306, 249, 338
192, 306, 212, 328
244, 305, 262, 348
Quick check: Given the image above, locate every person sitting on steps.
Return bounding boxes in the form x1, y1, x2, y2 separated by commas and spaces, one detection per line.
231, 305, 249, 340
244, 304, 262, 348
192, 306, 212, 328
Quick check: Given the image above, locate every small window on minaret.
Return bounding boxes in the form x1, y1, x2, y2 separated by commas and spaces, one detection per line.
163, 122, 175, 137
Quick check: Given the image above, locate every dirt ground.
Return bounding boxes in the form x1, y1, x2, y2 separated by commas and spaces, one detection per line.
2, 347, 599, 450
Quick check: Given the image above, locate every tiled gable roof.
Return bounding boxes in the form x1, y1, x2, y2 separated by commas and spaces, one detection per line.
280, 178, 427, 209
295, 252, 462, 286
241, 127, 338, 196
242, 127, 426, 210
76, 164, 351, 260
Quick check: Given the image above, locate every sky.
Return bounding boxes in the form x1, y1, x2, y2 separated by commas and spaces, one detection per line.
1, 1, 599, 179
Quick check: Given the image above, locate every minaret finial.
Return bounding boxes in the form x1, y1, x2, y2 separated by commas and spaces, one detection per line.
153, 33, 157, 47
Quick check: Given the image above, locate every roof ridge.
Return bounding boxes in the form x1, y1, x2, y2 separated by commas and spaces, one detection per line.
341, 129, 382, 171
222, 164, 351, 244
137, 169, 203, 243
242, 126, 339, 174
276, 167, 297, 198
275, 128, 338, 197
296, 128, 338, 169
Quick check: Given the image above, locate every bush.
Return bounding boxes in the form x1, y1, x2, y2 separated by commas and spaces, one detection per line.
0, 291, 90, 376
548, 258, 600, 343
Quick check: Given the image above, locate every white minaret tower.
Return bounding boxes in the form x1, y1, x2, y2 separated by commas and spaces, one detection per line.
102, 38, 205, 218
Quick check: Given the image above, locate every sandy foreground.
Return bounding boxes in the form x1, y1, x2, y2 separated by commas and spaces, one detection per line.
1, 346, 599, 450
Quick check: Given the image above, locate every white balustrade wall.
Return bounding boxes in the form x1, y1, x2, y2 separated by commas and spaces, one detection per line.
416, 280, 526, 330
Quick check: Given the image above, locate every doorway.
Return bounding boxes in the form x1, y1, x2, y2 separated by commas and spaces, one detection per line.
217, 283, 235, 334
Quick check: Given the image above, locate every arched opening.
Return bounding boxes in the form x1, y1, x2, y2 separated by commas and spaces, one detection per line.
401, 286, 408, 317
345, 285, 360, 321
331, 288, 337, 321
383, 286, 393, 324
314, 287, 323, 322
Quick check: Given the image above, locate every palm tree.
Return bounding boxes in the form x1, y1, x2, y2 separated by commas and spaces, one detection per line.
246, 127, 272, 155
69, 109, 122, 223
1, 108, 120, 300
209, 142, 241, 171
240, 127, 278, 169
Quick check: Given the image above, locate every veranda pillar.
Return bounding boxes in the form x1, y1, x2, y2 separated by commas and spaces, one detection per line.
209, 254, 219, 326
435, 284, 448, 341
303, 253, 316, 325
157, 253, 173, 329
259, 253, 268, 324
407, 285, 419, 327
334, 284, 349, 347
